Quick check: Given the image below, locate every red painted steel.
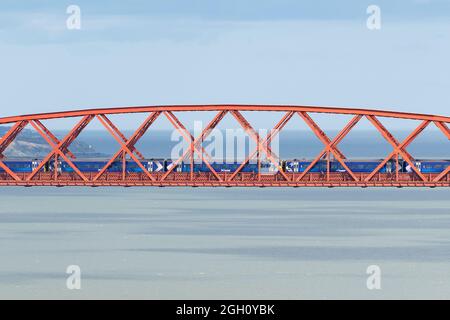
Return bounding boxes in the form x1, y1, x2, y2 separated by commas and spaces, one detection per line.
0, 104, 449, 187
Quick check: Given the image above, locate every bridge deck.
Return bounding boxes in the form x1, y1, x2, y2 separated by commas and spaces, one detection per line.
0, 172, 448, 187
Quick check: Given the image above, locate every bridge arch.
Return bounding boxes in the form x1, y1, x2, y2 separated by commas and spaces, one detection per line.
0, 104, 449, 187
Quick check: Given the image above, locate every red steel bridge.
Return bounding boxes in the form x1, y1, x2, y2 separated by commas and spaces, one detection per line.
0, 105, 449, 187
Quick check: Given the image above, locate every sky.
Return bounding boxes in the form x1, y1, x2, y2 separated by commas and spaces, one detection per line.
0, 0, 449, 130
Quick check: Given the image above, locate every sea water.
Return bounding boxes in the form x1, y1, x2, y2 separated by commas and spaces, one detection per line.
0, 187, 449, 299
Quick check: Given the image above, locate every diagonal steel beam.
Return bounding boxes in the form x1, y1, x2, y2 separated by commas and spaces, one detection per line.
93, 113, 160, 181
162, 111, 223, 181
296, 114, 361, 181
434, 121, 450, 140
160, 111, 227, 181
33, 120, 76, 159
297, 112, 360, 181
0, 121, 30, 180
0, 120, 29, 158
366, 115, 427, 181
26, 115, 94, 181
0, 161, 21, 181
30, 121, 88, 182
296, 112, 347, 159
434, 165, 450, 182
364, 120, 430, 181
228, 111, 294, 181
96, 115, 156, 181
100, 115, 145, 160
230, 110, 291, 181
164, 111, 224, 161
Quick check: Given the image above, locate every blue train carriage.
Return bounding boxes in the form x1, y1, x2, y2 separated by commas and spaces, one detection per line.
163, 160, 189, 172
283, 160, 334, 173
195, 161, 262, 173
197, 160, 277, 174
147, 159, 166, 172
54, 160, 122, 173
0, 159, 40, 173
108, 159, 168, 173
283, 159, 396, 173
207, 161, 259, 173
344, 160, 395, 173
124, 159, 187, 173
260, 160, 279, 173
57, 159, 167, 173
124, 160, 152, 173
162, 160, 262, 173
409, 160, 450, 173
283, 160, 310, 173
4, 158, 447, 175
59, 159, 168, 173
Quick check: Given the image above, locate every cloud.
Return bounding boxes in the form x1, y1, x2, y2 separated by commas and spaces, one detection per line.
1, 0, 450, 47
0, 2, 449, 128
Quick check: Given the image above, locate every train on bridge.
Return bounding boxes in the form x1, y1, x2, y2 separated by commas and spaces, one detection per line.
0, 158, 448, 174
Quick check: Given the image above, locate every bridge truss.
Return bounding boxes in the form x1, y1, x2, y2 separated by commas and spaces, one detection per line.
0, 105, 449, 187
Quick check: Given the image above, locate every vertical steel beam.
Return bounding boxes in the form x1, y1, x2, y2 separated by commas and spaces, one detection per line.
433, 121, 450, 182
190, 139, 194, 181
122, 151, 126, 180
54, 153, 58, 181
326, 151, 330, 181
395, 153, 399, 182
257, 142, 261, 181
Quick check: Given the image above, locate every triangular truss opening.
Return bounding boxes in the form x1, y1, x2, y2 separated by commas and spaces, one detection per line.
337, 116, 394, 159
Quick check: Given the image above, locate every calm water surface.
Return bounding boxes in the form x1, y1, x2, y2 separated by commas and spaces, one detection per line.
0, 187, 449, 299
